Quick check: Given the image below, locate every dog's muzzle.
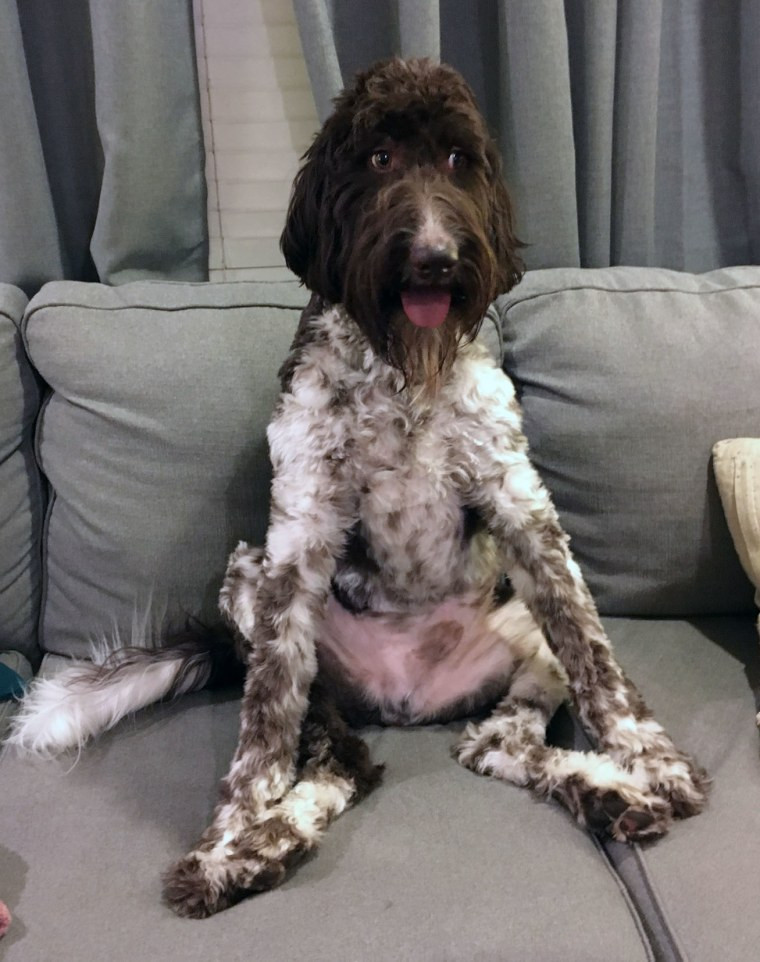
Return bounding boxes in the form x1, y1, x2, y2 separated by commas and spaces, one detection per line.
401, 237, 459, 328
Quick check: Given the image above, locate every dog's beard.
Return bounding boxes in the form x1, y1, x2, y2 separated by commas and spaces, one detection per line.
391, 308, 473, 397
344, 234, 496, 396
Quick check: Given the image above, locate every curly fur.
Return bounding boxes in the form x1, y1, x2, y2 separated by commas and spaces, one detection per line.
280, 58, 522, 388
9, 58, 710, 920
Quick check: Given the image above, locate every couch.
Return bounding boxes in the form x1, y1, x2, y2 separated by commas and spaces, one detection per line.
1, 267, 759, 962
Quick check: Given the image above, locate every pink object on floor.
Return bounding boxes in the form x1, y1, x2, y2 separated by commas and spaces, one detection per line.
0, 900, 10, 938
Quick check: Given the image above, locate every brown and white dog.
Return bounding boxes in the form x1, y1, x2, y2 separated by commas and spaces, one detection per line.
9, 58, 709, 918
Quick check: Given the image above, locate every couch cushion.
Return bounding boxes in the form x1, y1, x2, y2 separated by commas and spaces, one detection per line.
599, 614, 760, 962
0, 284, 42, 664
22, 280, 306, 658
497, 267, 760, 617
0, 696, 652, 962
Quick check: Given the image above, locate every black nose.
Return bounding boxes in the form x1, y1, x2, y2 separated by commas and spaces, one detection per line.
409, 241, 459, 284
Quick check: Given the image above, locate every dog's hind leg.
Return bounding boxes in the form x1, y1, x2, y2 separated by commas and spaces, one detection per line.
453, 613, 672, 841
163, 681, 381, 918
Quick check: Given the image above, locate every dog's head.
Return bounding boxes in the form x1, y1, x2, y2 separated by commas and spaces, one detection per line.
281, 58, 523, 388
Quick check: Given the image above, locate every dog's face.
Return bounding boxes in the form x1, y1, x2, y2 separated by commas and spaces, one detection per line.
281, 58, 523, 387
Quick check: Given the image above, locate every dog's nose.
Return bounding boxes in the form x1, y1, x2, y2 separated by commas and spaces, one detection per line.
409, 241, 459, 283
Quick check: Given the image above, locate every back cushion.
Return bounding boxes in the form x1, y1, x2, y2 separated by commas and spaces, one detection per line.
497, 267, 760, 616
0, 285, 42, 663
24, 281, 304, 658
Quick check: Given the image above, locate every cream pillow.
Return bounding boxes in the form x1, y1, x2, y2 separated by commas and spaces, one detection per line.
712, 438, 760, 722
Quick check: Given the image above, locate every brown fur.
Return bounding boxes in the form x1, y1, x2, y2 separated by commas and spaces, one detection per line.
280, 58, 522, 389
158, 57, 708, 920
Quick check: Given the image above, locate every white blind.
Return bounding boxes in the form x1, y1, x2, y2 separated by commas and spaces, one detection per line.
193, 0, 319, 281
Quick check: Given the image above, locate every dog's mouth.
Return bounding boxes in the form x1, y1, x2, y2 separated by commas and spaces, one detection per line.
400, 287, 452, 329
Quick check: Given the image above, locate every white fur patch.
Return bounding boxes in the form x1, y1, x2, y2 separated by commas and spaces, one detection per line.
6, 657, 188, 759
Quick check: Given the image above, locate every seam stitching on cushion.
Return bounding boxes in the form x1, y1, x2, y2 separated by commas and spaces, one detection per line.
501, 283, 760, 316
23, 300, 304, 325
0, 309, 22, 327
34, 392, 54, 658
1, 311, 43, 663
24, 401, 46, 667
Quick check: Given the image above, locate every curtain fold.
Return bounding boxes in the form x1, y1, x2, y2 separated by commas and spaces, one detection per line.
610, 1, 663, 267
496, 0, 580, 267
564, 0, 617, 267
0, 0, 207, 295
292, 0, 760, 272
742, 2, 760, 263
398, 0, 440, 60
0, 0, 65, 294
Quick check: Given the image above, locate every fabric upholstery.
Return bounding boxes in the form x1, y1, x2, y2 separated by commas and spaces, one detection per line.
497, 267, 760, 617
0, 284, 42, 663
0, 692, 652, 962
601, 615, 760, 962
3, 615, 758, 961
23, 281, 305, 658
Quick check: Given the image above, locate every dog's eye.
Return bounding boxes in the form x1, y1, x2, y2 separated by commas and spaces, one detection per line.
370, 149, 393, 171
447, 149, 467, 171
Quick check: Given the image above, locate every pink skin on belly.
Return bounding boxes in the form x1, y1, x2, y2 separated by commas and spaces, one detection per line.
318, 594, 520, 720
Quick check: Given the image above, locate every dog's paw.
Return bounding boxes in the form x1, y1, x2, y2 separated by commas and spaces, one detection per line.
453, 721, 674, 843
452, 722, 504, 774
162, 809, 313, 919
559, 779, 673, 843
621, 747, 711, 820
453, 720, 536, 785
602, 717, 711, 823
162, 847, 288, 919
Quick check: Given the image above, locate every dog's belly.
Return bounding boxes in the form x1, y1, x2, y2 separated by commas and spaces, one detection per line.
317, 594, 519, 724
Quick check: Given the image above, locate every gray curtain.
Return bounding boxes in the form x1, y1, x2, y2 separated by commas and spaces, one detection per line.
0, 0, 208, 296
293, 0, 760, 272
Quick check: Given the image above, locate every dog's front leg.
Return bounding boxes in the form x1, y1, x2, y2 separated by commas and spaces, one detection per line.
163, 399, 355, 918
469, 444, 709, 831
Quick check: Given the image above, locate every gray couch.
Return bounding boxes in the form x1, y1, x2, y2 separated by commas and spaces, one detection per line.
1, 268, 759, 962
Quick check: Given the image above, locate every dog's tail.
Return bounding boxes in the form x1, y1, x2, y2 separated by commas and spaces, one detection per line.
6, 622, 243, 759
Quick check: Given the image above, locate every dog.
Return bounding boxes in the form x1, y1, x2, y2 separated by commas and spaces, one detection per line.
9, 58, 709, 919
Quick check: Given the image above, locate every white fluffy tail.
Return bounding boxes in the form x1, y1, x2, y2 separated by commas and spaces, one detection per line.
6, 624, 241, 759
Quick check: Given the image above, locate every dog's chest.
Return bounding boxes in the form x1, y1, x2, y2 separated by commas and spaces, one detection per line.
348, 389, 469, 591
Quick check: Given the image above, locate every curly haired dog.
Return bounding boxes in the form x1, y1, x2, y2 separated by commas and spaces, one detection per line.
10, 58, 709, 919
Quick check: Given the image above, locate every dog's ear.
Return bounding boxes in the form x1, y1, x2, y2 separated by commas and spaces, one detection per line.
485, 140, 524, 293
280, 115, 349, 302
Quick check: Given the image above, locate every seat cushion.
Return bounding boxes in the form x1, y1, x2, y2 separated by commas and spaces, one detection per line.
0, 692, 651, 962
497, 267, 760, 617
0, 284, 42, 663
600, 615, 760, 962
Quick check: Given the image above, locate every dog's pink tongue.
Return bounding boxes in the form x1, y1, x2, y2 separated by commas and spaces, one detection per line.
401, 289, 451, 328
